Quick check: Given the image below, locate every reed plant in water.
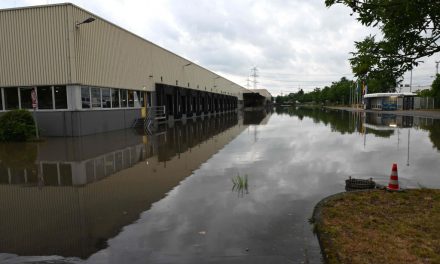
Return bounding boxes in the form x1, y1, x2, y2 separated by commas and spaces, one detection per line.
232, 174, 248, 196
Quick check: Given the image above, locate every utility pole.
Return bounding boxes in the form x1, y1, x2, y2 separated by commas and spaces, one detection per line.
436, 61, 439, 75
349, 82, 352, 107
410, 69, 413, 92
250, 67, 258, 89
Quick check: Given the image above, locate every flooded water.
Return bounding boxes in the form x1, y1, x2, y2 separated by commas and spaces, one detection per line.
1, 108, 440, 264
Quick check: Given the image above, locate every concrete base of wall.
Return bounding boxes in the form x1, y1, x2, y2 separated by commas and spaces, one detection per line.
0, 108, 240, 137
33, 109, 141, 137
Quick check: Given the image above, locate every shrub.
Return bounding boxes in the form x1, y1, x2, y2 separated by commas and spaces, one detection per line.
0, 110, 36, 141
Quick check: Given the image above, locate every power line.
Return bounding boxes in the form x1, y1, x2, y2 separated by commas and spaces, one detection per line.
259, 73, 354, 76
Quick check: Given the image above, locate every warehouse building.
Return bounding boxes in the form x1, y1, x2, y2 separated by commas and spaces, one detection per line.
0, 3, 250, 136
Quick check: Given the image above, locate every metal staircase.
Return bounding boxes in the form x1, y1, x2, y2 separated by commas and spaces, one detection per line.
132, 106, 166, 134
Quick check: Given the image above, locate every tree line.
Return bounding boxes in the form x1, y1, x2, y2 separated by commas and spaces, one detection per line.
275, 74, 399, 105
276, 74, 440, 105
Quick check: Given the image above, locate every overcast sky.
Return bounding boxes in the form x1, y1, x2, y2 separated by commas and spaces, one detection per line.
2, 0, 439, 96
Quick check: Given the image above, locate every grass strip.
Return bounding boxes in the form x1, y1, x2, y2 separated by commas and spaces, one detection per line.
313, 189, 440, 264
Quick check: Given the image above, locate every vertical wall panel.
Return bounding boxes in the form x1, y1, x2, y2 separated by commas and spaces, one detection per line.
0, 5, 70, 86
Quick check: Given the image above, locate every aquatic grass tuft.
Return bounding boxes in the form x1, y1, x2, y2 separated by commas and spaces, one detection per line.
232, 174, 248, 188
231, 173, 249, 197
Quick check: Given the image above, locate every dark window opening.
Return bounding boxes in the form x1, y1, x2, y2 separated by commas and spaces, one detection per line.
147, 92, 152, 107
4, 88, 19, 110
20, 87, 33, 109
38, 86, 53, 109
102, 88, 111, 108
81, 87, 90, 109
0, 88, 3, 110
112, 89, 120, 108
136, 91, 145, 107
91, 87, 101, 108
120, 89, 128, 107
128, 90, 134, 107
54, 86, 67, 109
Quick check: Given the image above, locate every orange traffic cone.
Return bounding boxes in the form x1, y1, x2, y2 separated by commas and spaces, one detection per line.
387, 163, 400, 191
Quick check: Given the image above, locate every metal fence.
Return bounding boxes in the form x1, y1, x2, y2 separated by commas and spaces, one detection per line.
415, 97, 436, 109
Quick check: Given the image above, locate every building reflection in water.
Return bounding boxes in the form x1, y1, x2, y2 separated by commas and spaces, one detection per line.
281, 106, 440, 151
0, 112, 272, 259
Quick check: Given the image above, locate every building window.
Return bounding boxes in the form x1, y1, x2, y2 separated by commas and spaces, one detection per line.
81, 87, 91, 109
54, 86, 67, 109
91, 87, 101, 108
128, 90, 134, 107
102, 88, 111, 108
135, 91, 143, 107
120, 89, 128, 107
38, 86, 54, 109
111, 89, 120, 108
4, 87, 19, 110
0, 89, 3, 110
135, 91, 141, 107
139, 91, 145, 107
20, 87, 33, 109
147, 92, 151, 107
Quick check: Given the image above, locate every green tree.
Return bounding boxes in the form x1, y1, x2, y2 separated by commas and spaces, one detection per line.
326, 0, 440, 79
416, 89, 432, 97
432, 74, 440, 102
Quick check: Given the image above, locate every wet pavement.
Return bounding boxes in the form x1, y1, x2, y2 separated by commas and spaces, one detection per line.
1, 108, 440, 263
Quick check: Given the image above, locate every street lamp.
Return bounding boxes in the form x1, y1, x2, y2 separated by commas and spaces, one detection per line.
76, 17, 95, 28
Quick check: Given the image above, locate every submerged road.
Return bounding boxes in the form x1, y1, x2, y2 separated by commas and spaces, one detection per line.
327, 106, 440, 120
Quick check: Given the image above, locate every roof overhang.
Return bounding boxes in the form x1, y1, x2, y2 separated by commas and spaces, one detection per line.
364, 92, 416, 99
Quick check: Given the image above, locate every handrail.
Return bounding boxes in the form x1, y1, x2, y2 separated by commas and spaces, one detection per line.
144, 106, 166, 134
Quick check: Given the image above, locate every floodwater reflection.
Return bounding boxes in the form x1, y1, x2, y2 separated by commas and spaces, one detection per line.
1, 108, 439, 264
0, 113, 248, 260
283, 107, 440, 150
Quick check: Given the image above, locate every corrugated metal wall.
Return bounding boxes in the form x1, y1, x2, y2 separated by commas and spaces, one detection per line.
0, 5, 70, 86
0, 3, 249, 99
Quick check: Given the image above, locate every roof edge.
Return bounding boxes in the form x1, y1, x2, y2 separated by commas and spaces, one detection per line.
0, 2, 72, 12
